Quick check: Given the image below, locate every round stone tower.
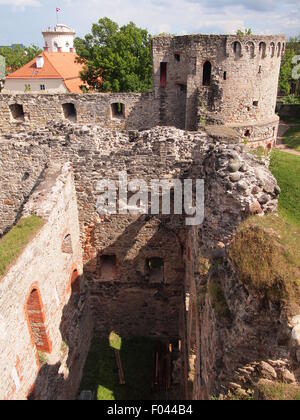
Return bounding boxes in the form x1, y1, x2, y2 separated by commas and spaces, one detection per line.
42, 24, 76, 53
152, 34, 286, 147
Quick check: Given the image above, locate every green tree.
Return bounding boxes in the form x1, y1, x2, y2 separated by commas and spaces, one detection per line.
74, 18, 153, 92
236, 28, 253, 36
0, 45, 42, 75
279, 36, 300, 96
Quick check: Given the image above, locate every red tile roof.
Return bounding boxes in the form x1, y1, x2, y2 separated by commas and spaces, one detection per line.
6, 52, 84, 93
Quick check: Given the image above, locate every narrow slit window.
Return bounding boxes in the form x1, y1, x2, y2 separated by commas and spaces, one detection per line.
203, 61, 212, 86
160, 62, 167, 88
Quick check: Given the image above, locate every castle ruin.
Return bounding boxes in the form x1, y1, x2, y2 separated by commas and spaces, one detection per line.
1, 34, 299, 401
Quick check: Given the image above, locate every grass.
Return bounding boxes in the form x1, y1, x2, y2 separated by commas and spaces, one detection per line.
270, 150, 300, 228
281, 125, 300, 152
80, 336, 165, 400
229, 215, 300, 306
257, 380, 300, 401
38, 351, 48, 367
0, 216, 44, 278
249, 146, 269, 160
208, 277, 231, 320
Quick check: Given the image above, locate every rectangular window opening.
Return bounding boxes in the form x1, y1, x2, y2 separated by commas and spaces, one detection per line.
160, 62, 167, 88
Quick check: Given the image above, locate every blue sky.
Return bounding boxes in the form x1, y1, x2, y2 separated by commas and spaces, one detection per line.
0, 0, 299, 46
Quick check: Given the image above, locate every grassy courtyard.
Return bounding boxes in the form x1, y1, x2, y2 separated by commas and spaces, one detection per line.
281, 125, 300, 152
80, 335, 166, 400
270, 150, 300, 228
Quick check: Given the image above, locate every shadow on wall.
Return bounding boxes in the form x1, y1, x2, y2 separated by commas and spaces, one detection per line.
27, 272, 92, 401
26, 211, 185, 400
84, 212, 186, 339
0, 93, 161, 134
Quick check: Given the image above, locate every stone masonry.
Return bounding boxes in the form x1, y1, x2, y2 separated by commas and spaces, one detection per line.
0, 34, 285, 148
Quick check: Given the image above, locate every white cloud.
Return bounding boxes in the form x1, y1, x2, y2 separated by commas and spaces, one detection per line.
0, 0, 41, 9
63, 0, 300, 37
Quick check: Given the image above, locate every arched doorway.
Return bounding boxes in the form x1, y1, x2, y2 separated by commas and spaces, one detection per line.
26, 287, 52, 353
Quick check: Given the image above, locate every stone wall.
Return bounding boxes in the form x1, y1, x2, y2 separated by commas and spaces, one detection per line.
0, 33, 285, 148
152, 34, 285, 145
0, 139, 47, 235
0, 92, 160, 135
0, 122, 289, 400
0, 163, 92, 400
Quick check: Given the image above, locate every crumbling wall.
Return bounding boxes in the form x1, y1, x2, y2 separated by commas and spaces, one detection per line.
0, 93, 160, 135
152, 34, 284, 145
0, 122, 293, 400
0, 139, 48, 235
0, 163, 92, 400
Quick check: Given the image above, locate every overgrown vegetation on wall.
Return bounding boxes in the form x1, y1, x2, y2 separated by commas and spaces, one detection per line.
229, 215, 300, 306
0, 215, 44, 277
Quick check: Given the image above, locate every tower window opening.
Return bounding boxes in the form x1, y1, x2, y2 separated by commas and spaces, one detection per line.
233, 41, 242, 58
259, 42, 267, 59
203, 61, 212, 86
177, 83, 187, 93
253, 101, 259, 107
223, 71, 227, 80
174, 53, 181, 62
245, 129, 251, 137
160, 62, 167, 88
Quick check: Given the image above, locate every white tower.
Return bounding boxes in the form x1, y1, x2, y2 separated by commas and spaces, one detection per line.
42, 24, 76, 53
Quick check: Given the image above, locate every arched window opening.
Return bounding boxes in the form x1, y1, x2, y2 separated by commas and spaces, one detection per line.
62, 103, 77, 122
245, 129, 251, 138
270, 42, 275, 58
259, 42, 267, 59
145, 257, 164, 283
246, 42, 255, 58
202, 61, 212, 86
160, 62, 167, 88
62, 234, 73, 254
111, 103, 125, 119
26, 288, 51, 353
277, 42, 281, 58
98, 254, 118, 280
233, 41, 242, 58
9, 104, 25, 122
